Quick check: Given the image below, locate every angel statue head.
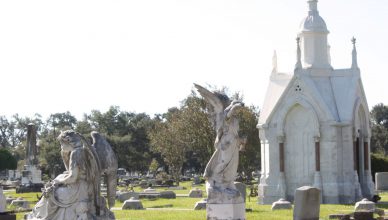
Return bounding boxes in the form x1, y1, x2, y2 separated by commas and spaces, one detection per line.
57, 130, 83, 152
194, 83, 244, 131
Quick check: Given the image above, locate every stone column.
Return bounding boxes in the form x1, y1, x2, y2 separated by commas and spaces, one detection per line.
277, 135, 286, 199
353, 136, 362, 201
260, 139, 266, 185
363, 137, 375, 199
363, 142, 369, 171
313, 137, 322, 203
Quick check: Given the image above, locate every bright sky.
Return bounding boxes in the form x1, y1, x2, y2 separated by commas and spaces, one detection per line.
1, 0, 387, 119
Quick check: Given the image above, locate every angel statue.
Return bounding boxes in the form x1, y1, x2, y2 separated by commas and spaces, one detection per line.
194, 84, 245, 203
26, 130, 118, 220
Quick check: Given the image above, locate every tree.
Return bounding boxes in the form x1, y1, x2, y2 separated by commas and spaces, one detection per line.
149, 158, 160, 176
236, 105, 261, 180
370, 103, 388, 154
149, 108, 187, 185
47, 111, 77, 137
0, 148, 17, 170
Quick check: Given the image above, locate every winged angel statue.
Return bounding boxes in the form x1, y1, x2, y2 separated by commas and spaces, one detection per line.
194, 84, 245, 203
26, 130, 118, 220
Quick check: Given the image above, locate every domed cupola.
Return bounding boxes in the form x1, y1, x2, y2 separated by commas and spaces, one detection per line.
298, 0, 332, 69
299, 0, 328, 33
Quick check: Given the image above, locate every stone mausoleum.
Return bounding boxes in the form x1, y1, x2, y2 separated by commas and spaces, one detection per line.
258, 0, 374, 204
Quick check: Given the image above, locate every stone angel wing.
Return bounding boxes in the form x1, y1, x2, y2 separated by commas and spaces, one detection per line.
194, 83, 229, 132
78, 133, 103, 215
91, 131, 118, 209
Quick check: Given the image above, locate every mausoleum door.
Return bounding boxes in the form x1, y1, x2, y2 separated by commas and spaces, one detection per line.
284, 105, 315, 200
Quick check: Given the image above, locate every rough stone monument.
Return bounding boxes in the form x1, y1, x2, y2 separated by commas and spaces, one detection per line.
26, 130, 118, 220
195, 84, 245, 220
293, 186, 320, 220
18, 124, 43, 193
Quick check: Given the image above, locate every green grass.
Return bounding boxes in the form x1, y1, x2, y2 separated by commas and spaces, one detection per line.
4, 182, 388, 220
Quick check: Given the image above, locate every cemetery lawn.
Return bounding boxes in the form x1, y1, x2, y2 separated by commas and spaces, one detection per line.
5, 183, 388, 220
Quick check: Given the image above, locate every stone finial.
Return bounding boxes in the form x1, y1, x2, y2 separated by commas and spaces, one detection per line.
308, 0, 318, 12
272, 50, 278, 73
295, 37, 302, 70
351, 36, 358, 69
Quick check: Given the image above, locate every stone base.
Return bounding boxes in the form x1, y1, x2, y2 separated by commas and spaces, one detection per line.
206, 203, 245, 220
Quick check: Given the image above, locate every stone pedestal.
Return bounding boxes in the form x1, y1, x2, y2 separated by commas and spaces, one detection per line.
375, 172, 388, 191
206, 203, 245, 220
293, 186, 320, 220
353, 211, 373, 220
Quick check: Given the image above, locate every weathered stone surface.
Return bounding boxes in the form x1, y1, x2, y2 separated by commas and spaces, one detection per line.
116, 191, 139, 202
376, 172, 388, 191
271, 198, 292, 210
0, 187, 6, 212
188, 189, 203, 198
353, 211, 373, 220
122, 197, 143, 210
293, 186, 320, 220
160, 191, 176, 199
206, 203, 245, 220
355, 198, 375, 211
194, 199, 207, 210
235, 182, 246, 202
25, 131, 116, 220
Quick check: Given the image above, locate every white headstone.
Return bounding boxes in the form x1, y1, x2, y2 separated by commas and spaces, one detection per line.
122, 197, 143, 210
293, 186, 320, 220
271, 198, 292, 210
375, 172, 388, 191
354, 198, 375, 212
0, 187, 6, 212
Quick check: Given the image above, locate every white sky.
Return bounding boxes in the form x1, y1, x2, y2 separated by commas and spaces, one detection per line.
1, 0, 387, 119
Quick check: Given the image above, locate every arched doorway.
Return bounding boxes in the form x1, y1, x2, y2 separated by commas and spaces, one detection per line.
284, 104, 316, 200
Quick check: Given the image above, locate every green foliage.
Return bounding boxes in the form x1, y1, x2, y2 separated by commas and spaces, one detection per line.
236, 105, 261, 180
371, 152, 388, 179
149, 158, 159, 174
0, 148, 17, 170
371, 103, 388, 154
